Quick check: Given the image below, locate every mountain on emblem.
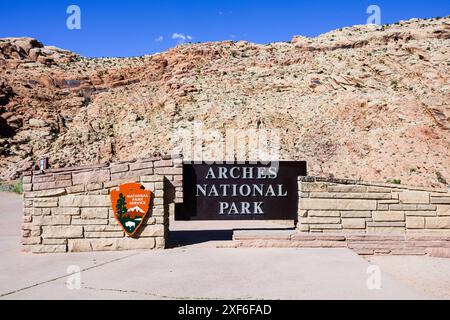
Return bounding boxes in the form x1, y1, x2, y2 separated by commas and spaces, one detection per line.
128, 206, 145, 213
110, 183, 152, 237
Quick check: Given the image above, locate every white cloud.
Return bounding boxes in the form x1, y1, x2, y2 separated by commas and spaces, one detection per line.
172, 33, 193, 43
155, 36, 164, 42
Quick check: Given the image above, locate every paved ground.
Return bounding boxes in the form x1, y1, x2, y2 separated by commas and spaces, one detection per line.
367, 255, 450, 300
0, 192, 446, 300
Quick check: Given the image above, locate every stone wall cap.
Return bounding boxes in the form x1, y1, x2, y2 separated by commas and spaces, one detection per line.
298, 176, 448, 193
28, 154, 179, 177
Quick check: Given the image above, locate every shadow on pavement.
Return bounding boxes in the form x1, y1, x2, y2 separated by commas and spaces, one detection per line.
168, 230, 233, 247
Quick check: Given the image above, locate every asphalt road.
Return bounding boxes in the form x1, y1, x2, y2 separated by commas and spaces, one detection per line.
0, 192, 439, 300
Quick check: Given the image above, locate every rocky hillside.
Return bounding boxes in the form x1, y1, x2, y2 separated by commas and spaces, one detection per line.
0, 17, 449, 188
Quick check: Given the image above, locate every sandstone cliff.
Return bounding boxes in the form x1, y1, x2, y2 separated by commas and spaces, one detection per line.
0, 17, 449, 188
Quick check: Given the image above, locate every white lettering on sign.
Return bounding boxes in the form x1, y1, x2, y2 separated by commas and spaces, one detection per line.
197, 166, 288, 215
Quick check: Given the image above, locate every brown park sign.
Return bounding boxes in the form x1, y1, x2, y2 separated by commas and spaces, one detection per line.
175, 162, 307, 221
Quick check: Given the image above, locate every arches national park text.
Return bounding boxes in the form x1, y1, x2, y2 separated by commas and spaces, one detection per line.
196, 166, 288, 215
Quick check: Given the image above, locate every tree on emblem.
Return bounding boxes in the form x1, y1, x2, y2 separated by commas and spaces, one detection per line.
116, 193, 127, 222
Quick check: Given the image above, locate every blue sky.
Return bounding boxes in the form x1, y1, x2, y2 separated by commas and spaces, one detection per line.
0, 0, 448, 57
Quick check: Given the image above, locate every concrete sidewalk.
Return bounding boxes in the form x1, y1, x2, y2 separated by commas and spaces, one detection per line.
1, 247, 424, 300
0, 192, 429, 300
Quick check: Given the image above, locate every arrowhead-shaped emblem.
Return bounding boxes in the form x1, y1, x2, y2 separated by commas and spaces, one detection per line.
110, 183, 152, 237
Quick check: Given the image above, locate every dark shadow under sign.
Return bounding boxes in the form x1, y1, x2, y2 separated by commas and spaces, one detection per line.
175, 162, 307, 221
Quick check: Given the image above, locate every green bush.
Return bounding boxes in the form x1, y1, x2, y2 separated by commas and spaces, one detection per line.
0, 179, 23, 194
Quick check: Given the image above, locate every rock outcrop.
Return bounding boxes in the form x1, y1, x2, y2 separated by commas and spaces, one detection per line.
0, 17, 449, 187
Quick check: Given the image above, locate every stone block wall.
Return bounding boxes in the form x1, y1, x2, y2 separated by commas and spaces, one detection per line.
298, 177, 450, 234
21, 156, 183, 253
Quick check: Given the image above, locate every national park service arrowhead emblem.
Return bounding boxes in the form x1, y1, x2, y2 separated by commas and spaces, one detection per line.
110, 183, 152, 237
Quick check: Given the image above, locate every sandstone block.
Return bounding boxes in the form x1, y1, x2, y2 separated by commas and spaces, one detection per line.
84, 225, 123, 232
389, 204, 417, 211
154, 167, 183, 175
309, 192, 392, 200
140, 175, 163, 183
299, 182, 327, 192
390, 249, 426, 255
373, 211, 405, 222
85, 231, 124, 238
155, 237, 165, 249
369, 221, 406, 227
366, 227, 405, 234
297, 224, 310, 232
308, 224, 343, 230
30, 226, 42, 236
110, 164, 129, 174
86, 183, 103, 191
154, 190, 164, 198
416, 204, 437, 211
72, 169, 110, 185
131, 168, 155, 177
81, 208, 109, 220
342, 218, 366, 229
42, 226, 83, 238
299, 199, 377, 211
406, 217, 425, 229
68, 239, 116, 252
431, 197, 450, 204
142, 183, 155, 191
42, 238, 67, 245
405, 210, 437, 217
26, 188, 67, 198
367, 186, 395, 193
154, 159, 173, 168
130, 161, 154, 171
33, 200, 58, 208
21, 237, 41, 245
425, 217, 450, 229
54, 173, 72, 181
116, 238, 156, 250
111, 171, 139, 180
399, 191, 429, 204
340, 211, 372, 218
52, 207, 80, 215
138, 225, 165, 237
151, 208, 165, 217
34, 216, 71, 226
33, 180, 72, 191
66, 184, 85, 194
308, 210, 340, 217
33, 175, 54, 183
437, 205, 450, 216
72, 218, 108, 225
59, 195, 110, 207
30, 245, 67, 254
327, 185, 367, 193
302, 217, 341, 224
378, 200, 399, 204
